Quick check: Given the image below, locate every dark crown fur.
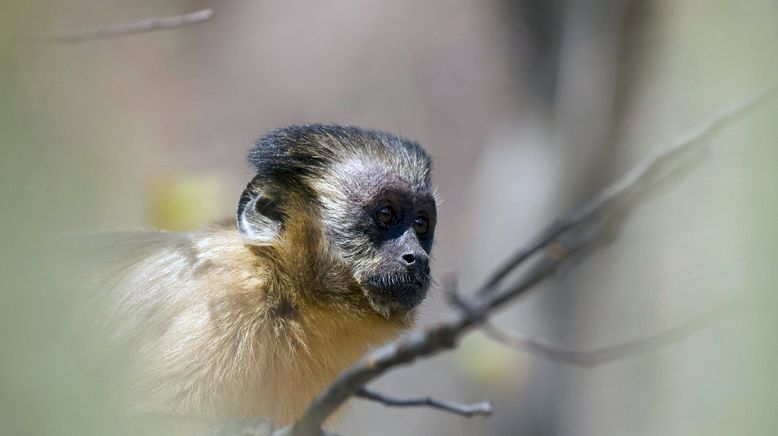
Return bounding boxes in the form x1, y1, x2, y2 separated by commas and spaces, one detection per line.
248, 124, 432, 194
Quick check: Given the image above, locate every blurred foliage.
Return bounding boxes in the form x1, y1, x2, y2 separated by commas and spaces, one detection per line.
149, 174, 226, 230
456, 333, 529, 391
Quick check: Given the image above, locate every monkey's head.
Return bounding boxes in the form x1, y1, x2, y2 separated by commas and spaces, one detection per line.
237, 125, 437, 318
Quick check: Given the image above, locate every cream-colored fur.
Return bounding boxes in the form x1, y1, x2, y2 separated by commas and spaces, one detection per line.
87, 219, 406, 430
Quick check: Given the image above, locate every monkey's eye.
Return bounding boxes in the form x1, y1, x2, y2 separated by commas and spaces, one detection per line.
375, 205, 396, 227
413, 216, 429, 235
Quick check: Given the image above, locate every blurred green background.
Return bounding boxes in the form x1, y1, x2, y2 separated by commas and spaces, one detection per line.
1, 1, 776, 435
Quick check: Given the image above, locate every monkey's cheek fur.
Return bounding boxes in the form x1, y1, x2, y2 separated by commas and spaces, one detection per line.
362, 277, 429, 318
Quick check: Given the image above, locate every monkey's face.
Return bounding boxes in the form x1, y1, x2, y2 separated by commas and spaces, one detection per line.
320, 165, 437, 318
239, 125, 437, 318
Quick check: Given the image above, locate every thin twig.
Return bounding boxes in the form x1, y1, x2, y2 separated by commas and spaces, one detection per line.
356, 388, 492, 417
274, 86, 774, 436
481, 306, 723, 368
10, 9, 214, 43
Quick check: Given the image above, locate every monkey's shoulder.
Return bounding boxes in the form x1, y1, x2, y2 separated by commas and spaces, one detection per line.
84, 224, 273, 316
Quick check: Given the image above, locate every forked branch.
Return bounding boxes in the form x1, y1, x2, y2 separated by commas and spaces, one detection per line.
356, 388, 492, 418
273, 84, 775, 436
481, 305, 724, 367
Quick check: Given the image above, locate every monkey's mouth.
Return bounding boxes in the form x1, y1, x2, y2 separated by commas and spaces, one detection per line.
362, 274, 430, 317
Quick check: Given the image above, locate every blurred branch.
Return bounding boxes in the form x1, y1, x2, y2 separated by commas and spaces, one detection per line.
9, 8, 213, 43
481, 305, 723, 368
272, 85, 775, 436
355, 388, 492, 417
480, 82, 777, 292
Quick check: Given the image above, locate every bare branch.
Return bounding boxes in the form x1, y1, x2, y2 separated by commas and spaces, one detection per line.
10, 9, 214, 43
479, 82, 777, 293
355, 388, 492, 418
274, 86, 774, 436
481, 306, 723, 368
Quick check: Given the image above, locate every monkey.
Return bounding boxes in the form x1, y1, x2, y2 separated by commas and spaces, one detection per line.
84, 124, 438, 432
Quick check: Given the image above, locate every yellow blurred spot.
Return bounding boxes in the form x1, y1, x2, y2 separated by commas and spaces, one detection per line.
148, 174, 227, 231
456, 332, 530, 392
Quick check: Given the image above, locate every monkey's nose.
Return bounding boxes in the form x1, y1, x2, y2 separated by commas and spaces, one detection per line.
399, 252, 429, 271
401, 253, 416, 265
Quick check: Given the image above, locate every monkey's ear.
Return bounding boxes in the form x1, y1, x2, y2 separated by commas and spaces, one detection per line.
237, 181, 284, 245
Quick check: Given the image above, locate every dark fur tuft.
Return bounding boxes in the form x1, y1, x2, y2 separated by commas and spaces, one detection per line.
248, 124, 431, 193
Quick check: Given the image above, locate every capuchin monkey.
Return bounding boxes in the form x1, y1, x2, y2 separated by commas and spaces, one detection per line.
85, 125, 437, 432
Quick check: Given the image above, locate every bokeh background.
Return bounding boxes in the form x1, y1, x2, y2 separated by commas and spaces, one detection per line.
1, 1, 777, 435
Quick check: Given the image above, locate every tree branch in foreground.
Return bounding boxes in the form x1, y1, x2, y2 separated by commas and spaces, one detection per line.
10, 8, 214, 43
478, 83, 777, 294
356, 388, 492, 418
273, 84, 775, 436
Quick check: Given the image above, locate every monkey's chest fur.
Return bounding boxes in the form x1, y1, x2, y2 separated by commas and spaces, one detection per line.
91, 224, 407, 427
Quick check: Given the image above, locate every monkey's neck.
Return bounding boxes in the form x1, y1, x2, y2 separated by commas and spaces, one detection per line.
163, 222, 409, 425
